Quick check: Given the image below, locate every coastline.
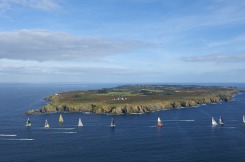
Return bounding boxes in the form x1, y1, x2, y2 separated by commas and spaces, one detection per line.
25, 85, 240, 115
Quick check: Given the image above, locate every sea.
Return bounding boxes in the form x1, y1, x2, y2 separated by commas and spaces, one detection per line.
0, 83, 245, 162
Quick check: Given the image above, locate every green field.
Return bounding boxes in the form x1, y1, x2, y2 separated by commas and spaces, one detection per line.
26, 84, 239, 115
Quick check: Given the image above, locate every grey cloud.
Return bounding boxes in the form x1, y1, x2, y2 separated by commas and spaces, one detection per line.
182, 54, 245, 62
0, 58, 160, 76
0, 30, 144, 61
0, 65, 139, 76
0, 59, 136, 75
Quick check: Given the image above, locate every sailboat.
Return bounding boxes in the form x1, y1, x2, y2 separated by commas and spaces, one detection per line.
78, 118, 83, 127
44, 119, 50, 128
211, 117, 217, 126
157, 117, 163, 127
219, 116, 224, 125
243, 115, 245, 124
25, 118, 31, 127
59, 114, 64, 123
110, 118, 116, 127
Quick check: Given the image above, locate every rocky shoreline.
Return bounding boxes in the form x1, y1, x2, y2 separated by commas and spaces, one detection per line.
25, 92, 237, 115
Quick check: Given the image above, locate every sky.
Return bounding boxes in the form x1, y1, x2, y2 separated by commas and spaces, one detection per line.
0, 0, 245, 83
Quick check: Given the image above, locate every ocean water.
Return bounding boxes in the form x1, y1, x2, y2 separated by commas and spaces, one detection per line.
0, 83, 245, 162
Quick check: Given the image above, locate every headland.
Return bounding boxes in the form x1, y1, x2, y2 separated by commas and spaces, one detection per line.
25, 85, 239, 115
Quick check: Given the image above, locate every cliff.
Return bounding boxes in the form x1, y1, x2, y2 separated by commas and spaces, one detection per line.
25, 85, 239, 115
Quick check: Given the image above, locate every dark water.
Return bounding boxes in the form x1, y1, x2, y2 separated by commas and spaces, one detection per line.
0, 83, 245, 162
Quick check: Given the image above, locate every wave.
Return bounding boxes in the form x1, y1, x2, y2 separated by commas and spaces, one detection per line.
192, 105, 200, 108
0, 134, 17, 137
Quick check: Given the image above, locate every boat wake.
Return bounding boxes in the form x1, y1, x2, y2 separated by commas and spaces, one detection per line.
148, 125, 157, 127
1, 138, 34, 141
50, 132, 77, 134
0, 134, 17, 137
48, 128, 76, 130
220, 127, 236, 129
163, 120, 195, 122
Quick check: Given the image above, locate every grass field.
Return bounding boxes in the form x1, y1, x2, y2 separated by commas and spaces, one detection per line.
51, 85, 237, 104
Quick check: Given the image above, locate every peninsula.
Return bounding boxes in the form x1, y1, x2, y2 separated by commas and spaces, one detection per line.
26, 85, 239, 115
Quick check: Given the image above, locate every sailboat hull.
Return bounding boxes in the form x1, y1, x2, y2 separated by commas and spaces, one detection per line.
25, 123, 31, 127
157, 122, 163, 127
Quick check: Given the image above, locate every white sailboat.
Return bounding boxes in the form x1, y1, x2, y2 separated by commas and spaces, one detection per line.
157, 117, 163, 127
243, 115, 245, 124
219, 116, 224, 125
44, 119, 50, 128
59, 114, 64, 123
110, 118, 116, 127
78, 118, 83, 127
211, 117, 217, 126
25, 118, 31, 127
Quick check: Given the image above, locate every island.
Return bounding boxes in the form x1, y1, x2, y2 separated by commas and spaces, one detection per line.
25, 85, 240, 115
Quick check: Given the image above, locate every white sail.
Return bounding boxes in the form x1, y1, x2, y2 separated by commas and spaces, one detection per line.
158, 117, 161, 122
212, 117, 217, 126
78, 118, 83, 127
25, 118, 31, 127
44, 119, 50, 128
243, 115, 245, 124
219, 116, 224, 125
110, 118, 116, 127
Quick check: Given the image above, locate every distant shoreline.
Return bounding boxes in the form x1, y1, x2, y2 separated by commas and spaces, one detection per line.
25, 84, 240, 115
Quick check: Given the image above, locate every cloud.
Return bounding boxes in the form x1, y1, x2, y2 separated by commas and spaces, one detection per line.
0, 30, 145, 61
0, 0, 61, 12
182, 54, 245, 62
152, 1, 245, 35
208, 34, 245, 48
0, 59, 145, 75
